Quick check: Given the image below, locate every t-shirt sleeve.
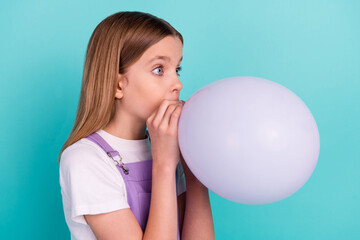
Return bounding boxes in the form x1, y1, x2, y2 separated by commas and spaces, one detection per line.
59, 143, 130, 225
176, 160, 186, 196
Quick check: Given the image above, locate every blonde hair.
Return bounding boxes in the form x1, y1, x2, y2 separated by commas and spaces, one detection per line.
58, 11, 183, 162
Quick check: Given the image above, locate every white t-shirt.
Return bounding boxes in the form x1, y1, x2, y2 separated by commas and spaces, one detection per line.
59, 129, 186, 240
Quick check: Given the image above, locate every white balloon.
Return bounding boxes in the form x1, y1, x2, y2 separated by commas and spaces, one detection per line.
178, 76, 320, 205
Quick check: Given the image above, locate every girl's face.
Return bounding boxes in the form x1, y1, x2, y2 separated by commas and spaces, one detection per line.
116, 35, 183, 121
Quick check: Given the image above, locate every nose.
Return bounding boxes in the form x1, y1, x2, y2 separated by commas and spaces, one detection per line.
173, 75, 183, 94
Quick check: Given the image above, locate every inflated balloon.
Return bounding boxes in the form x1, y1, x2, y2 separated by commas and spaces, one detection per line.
178, 76, 320, 205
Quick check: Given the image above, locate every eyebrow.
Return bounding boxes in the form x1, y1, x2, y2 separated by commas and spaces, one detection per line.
148, 55, 183, 65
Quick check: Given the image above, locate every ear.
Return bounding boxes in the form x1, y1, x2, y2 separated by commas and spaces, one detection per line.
115, 73, 128, 100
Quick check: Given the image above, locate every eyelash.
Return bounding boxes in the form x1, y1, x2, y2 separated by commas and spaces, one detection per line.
152, 65, 182, 76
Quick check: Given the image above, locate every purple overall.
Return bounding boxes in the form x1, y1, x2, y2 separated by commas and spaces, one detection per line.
86, 130, 181, 239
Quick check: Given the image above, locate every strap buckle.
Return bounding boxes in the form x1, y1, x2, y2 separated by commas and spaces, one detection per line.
107, 150, 129, 175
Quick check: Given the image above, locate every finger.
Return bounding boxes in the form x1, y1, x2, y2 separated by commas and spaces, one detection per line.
160, 103, 181, 129
147, 108, 157, 123
147, 101, 168, 124
169, 104, 183, 131
152, 100, 181, 126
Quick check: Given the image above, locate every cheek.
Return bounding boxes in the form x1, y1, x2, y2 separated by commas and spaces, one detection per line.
132, 83, 162, 118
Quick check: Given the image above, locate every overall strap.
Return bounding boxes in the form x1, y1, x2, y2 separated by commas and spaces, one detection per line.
87, 132, 130, 175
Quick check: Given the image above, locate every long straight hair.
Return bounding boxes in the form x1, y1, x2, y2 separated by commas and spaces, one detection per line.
58, 11, 183, 162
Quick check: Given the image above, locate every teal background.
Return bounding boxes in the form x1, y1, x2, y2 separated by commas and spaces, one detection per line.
0, 0, 359, 239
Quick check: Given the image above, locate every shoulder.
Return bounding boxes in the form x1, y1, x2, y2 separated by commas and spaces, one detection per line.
59, 138, 130, 225
59, 137, 126, 200
59, 138, 114, 178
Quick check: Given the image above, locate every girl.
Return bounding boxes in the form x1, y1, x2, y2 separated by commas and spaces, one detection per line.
58, 11, 215, 240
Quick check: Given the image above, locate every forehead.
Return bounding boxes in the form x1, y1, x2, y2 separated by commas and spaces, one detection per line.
141, 36, 183, 64
147, 55, 183, 65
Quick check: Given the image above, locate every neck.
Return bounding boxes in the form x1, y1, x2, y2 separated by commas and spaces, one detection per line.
103, 110, 147, 141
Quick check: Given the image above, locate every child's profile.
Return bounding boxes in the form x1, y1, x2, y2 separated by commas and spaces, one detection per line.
58, 11, 214, 240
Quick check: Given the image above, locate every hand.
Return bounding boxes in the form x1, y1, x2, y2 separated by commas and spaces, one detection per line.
146, 99, 185, 172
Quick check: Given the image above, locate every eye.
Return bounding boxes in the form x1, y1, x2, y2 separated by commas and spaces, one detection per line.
176, 66, 182, 76
152, 65, 182, 76
152, 65, 164, 76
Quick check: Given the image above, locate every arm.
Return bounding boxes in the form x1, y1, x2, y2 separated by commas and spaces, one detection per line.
180, 153, 215, 240
143, 164, 178, 239
84, 209, 142, 240
84, 165, 177, 240
84, 164, 178, 240
85, 100, 185, 239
